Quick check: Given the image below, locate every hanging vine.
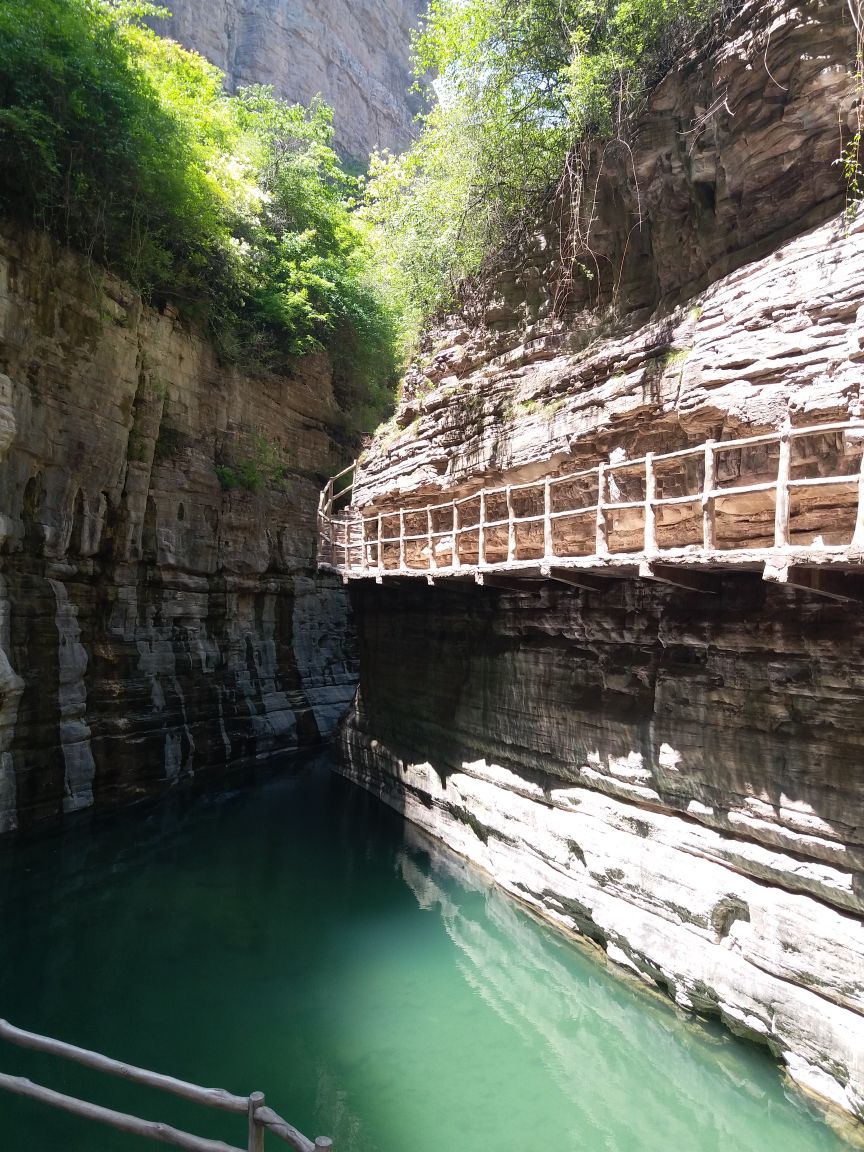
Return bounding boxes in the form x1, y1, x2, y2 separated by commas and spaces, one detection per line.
841, 0, 864, 205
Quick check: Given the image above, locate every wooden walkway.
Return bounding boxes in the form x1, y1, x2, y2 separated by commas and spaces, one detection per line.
318, 419, 864, 600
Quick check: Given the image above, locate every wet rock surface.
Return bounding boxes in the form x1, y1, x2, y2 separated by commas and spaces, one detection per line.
0, 229, 357, 832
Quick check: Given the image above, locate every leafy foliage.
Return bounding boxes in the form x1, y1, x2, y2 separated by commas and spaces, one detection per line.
0, 0, 398, 426
364, 0, 721, 336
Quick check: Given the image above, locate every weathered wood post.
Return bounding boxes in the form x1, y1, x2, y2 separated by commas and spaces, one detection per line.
377, 514, 383, 572
399, 509, 407, 571
427, 507, 436, 571
247, 1092, 265, 1152
644, 452, 657, 555
478, 491, 487, 566
595, 463, 609, 556
506, 486, 516, 563
702, 439, 716, 551
854, 447, 864, 548
360, 516, 368, 574
774, 420, 792, 549
452, 502, 461, 569
543, 477, 553, 560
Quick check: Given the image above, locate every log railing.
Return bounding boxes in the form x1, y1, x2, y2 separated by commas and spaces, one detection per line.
0, 1018, 332, 1152
318, 419, 864, 578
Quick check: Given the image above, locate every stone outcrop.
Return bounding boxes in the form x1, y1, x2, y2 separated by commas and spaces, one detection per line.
153, 0, 427, 159
0, 228, 356, 833
337, 0, 864, 1128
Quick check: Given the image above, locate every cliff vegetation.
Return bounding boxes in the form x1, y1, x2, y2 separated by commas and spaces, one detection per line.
364, 0, 734, 338
0, 0, 398, 426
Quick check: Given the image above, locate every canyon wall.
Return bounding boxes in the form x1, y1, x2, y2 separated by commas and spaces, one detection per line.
0, 229, 356, 834
338, 0, 864, 1127
153, 0, 427, 159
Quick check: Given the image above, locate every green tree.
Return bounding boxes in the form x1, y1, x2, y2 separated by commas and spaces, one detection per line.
364, 0, 724, 339
0, 0, 398, 428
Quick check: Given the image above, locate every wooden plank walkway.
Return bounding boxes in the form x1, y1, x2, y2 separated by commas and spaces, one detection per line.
318, 419, 864, 599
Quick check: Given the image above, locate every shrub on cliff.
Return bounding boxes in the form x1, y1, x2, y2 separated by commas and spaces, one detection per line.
0, 0, 398, 426
364, 0, 726, 339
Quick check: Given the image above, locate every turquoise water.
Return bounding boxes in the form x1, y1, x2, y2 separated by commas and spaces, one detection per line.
0, 752, 855, 1151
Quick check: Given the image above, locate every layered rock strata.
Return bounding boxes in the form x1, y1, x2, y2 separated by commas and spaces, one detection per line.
337, 0, 864, 1126
153, 0, 427, 159
0, 229, 356, 833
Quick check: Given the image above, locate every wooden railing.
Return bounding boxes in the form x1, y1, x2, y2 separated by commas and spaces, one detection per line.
318, 419, 864, 578
0, 1018, 332, 1152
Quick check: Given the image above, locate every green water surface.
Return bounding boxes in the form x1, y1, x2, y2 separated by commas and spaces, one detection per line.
0, 753, 855, 1151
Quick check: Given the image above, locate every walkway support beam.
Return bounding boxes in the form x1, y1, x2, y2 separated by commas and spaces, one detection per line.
703, 440, 716, 550
596, 463, 609, 556
644, 452, 657, 555
854, 445, 864, 548
774, 420, 792, 548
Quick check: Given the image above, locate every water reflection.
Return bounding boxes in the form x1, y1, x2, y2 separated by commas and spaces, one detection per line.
0, 757, 857, 1152
395, 823, 857, 1151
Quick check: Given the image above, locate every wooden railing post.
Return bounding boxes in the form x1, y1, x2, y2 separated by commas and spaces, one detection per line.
774, 420, 792, 548
595, 463, 608, 556
506, 486, 516, 563
452, 503, 460, 569
644, 452, 657, 555
399, 509, 407, 571
427, 507, 436, 571
543, 477, 553, 560
854, 448, 864, 548
360, 518, 368, 574
478, 492, 487, 566
377, 514, 383, 572
702, 439, 716, 551
248, 1092, 265, 1152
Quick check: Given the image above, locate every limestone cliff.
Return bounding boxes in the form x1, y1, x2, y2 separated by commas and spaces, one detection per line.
337, 0, 864, 1128
0, 229, 356, 833
153, 0, 427, 159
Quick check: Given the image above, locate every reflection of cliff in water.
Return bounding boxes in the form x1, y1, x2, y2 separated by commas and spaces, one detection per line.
396, 824, 850, 1151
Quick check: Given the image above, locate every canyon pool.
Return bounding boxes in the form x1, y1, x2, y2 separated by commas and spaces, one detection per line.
0, 752, 855, 1151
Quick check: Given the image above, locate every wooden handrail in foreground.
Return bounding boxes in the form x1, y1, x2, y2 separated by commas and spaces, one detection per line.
317, 418, 864, 580
0, 1019, 332, 1152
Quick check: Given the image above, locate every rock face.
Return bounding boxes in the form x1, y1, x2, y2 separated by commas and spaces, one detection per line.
0, 228, 356, 834
337, 0, 864, 1127
153, 0, 427, 159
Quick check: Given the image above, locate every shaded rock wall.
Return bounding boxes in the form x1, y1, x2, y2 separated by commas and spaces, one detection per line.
0, 229, 356, 833
338, 0, 864, 1126
341, 576, 864, 1119
153, 0, 427, 159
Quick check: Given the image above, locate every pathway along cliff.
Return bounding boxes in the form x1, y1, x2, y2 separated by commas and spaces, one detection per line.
333, 0, 864, 1132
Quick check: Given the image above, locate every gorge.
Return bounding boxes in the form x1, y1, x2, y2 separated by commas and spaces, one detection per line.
0, 0, 863, 1147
